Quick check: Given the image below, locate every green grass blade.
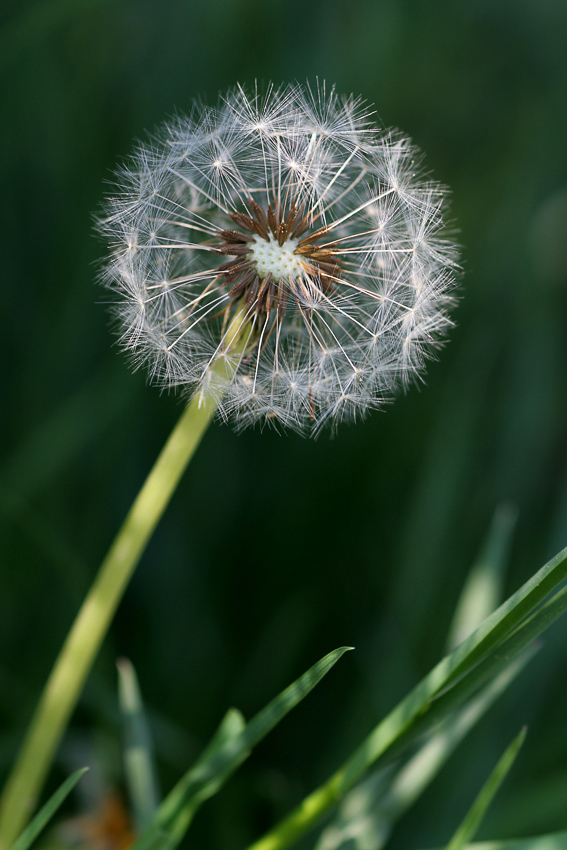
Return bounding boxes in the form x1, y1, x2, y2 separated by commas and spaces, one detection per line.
117, 659, 160, 831
10, 767, 88, 850
447, 504, 518, 651
244, 546, 567, 850
418, 832, 567, 850
175, 706, 247, 813
377, 583, 567, 769
442, 543, 567, 686
315, 650, 534, 850
333, 550, 567, 797
446, 728, 527, 850
152, 707, 247, 850
195, 707, 247, 761
131, 646, 353, 850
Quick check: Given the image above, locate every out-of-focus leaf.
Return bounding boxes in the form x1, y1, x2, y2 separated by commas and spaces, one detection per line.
419, 832, 567, 850
447, 504, 518, 651
0, 367, 133, 513
445, 728, 527, 850
117, 659, 160, 832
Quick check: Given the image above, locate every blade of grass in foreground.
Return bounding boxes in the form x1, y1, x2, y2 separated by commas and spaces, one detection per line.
131, 647, 352, 850
10, 768, 88, 850
445, 728, 527, 850
118, 659, 160, 832
147, 706, 247, 850
390, 583, 567, 761
446, 504, 517, 652
315, 650, 534, 850
432, 835, 567, 850
245, 545, 567, 850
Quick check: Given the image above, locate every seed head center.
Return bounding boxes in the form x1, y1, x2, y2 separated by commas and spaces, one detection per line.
249, 234, 304, 282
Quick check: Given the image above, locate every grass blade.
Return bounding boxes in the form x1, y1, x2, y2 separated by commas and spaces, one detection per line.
447, 504, 518, 651
117, 659, 160, 831
418, 832, 567, 850
131, 646, 353, 850
152, 707, 247, 850
375, 583, 567, 772
10, 767, 88, 850
446, 728, 527, 850
334, 551, 567, 797
315, 650, 534, 850
244, 546, 567, 850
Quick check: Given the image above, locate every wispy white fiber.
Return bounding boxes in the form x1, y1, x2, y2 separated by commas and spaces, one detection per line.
98, 82, 459, 434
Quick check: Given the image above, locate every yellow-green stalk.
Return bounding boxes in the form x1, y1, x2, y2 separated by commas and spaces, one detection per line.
0, 312, 248, 849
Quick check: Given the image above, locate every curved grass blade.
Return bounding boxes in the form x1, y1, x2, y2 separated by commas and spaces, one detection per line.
118, 659, 160, 831
315, 491, 518, 850
333, 553, 567, 799
131, 646, 353, 850
370, 582, 567, 773
447, 504, 518, 651
446, 728, 527, 850
10, 767, 88, 850
418, 832, 567, 850
153, 707, 246, 850
315, 650, 534, 850
245, 547, 567, 850
439, 544, 567, 694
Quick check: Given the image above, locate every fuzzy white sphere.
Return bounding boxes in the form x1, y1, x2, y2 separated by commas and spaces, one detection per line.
99, 82, 459, 433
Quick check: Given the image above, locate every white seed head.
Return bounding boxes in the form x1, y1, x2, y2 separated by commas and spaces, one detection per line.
98, 81, 459, 434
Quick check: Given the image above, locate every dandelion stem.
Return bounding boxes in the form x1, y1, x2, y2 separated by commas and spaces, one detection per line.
0, 379, 226, 848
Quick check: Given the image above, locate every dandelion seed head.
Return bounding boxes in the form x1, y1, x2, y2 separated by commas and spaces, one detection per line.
98, 82, 459, 434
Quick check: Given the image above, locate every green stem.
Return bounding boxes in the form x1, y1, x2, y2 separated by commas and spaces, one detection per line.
0, 392, 216, 849
0, 309, 250, 848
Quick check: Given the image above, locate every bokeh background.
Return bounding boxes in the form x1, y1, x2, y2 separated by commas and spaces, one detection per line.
2, 0, 567, 846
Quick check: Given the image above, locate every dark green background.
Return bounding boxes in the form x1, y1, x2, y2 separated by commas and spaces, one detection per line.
1, 0, 567, 846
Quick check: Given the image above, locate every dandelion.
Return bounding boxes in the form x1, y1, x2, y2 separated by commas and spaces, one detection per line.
99, 82, 459, 433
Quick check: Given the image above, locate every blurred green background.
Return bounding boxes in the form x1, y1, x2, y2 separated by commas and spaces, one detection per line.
1, 0, 567, 846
